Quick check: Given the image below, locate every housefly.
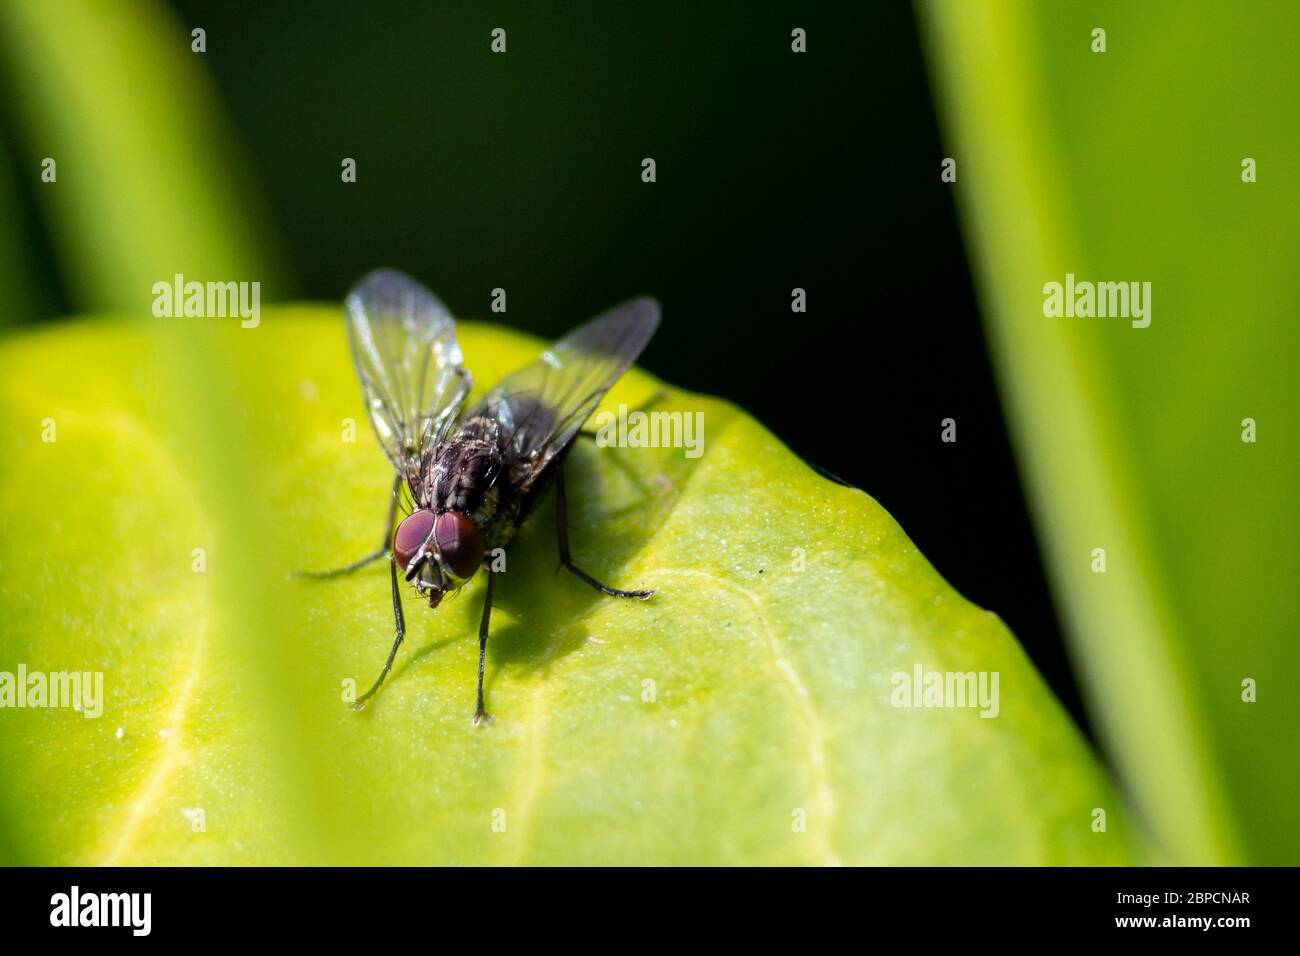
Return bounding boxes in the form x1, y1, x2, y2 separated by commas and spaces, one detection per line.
302, 269, 659, 724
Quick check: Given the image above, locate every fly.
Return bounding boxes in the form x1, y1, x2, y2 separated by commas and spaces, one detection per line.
301, 269, 659, 724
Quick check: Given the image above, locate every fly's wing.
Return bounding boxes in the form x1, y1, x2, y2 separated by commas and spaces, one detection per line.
345, 269, 470, 480
471, 297, 660, 492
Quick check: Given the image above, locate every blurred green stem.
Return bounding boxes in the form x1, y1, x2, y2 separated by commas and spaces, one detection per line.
0, 0, 286, 315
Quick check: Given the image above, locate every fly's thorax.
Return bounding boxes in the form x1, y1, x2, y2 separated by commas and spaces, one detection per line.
425, 416, 505, 515
455, 415, 500, 445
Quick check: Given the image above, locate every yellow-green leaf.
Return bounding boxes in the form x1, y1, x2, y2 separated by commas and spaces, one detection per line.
0, 309, 1141, 864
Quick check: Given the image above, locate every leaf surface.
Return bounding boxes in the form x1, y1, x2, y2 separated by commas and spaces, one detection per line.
0, 310, 1139, 864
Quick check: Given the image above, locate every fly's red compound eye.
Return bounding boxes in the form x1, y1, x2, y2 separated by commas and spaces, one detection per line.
393, 509, 436, 571
435, 512, 484, 580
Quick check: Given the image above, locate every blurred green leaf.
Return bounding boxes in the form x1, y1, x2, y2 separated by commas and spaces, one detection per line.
0, 137, 46, 326
918, 0, 1299, 863
0, 309, 1141, 864
0, 0, 285, 314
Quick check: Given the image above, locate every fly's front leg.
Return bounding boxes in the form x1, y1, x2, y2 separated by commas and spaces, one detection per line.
474, 570, 496, 725
297, 475, 403, 579
351, 553, 407, 710
297, 546, 387, 579
555, 460, 654, 599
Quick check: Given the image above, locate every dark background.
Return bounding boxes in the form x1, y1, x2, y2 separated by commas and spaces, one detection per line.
84, 2, 1096, 735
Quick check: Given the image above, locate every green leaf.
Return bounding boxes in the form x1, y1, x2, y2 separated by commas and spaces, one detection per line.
0, 136, 46, 326
917, 0, 1299, 863
0, 309, 1141, 864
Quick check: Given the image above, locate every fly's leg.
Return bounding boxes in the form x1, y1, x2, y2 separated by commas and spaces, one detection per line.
297, 547, 387, 579
474, 570, 496, 725
555, 460, 654, 599
296, 475, 402, 578
351, 553, 407, 710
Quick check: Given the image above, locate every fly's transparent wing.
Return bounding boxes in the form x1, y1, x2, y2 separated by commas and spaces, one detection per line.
345, 269, 470, 476
470, 297, 660, 491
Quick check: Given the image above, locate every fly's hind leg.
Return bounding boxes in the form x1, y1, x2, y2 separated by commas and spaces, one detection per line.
296, 475, 402, 579
555, 460, 654, 599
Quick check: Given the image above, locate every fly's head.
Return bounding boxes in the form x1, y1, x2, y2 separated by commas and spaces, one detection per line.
392, 509, 485, 607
